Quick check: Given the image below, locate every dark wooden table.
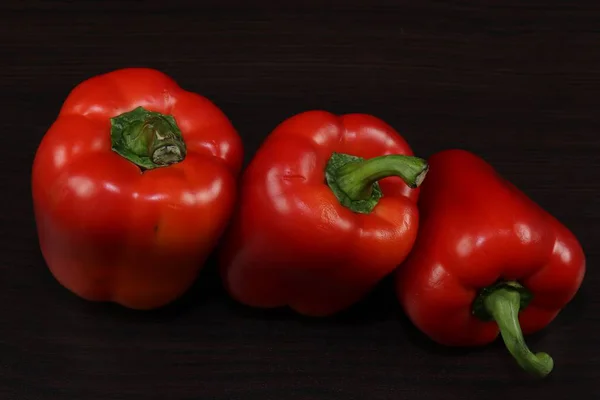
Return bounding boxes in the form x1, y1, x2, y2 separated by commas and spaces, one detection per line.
1, 1, 598, 399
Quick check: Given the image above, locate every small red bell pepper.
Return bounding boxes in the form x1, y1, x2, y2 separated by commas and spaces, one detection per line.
219, 110, 429, 317
395, 149, 586, 378
32, 68, 243, 309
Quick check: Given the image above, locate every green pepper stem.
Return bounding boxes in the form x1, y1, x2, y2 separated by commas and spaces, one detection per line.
110, 106, 187, 171
335, 154, 429, 200
324, 152, 428, 214
483, 287, 553, 378
142, 116, 185, 165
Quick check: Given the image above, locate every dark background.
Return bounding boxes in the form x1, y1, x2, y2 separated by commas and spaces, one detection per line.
1, 1, 598, 399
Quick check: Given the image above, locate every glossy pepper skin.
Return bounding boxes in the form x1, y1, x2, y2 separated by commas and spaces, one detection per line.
396, 149, 585, 378
32, 68, 243, 309
219, 110, 429, 317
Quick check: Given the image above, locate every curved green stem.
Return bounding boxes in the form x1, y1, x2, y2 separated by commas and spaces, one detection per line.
325, 152, 428, 214
483, 287, 553, 378
110, 106, 186, 171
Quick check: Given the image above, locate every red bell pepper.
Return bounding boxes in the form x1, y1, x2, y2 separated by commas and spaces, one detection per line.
32, 68, 243, 309
395, 149, 585, 377
219, 110, 429, 316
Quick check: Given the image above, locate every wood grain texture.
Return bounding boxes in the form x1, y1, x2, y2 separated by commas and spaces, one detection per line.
1, 1, 598, 399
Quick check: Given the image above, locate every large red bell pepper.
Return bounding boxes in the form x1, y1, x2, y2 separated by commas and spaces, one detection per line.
32, 68, 243, 309
396, 149, 585, 378
219, 110, 429, 316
